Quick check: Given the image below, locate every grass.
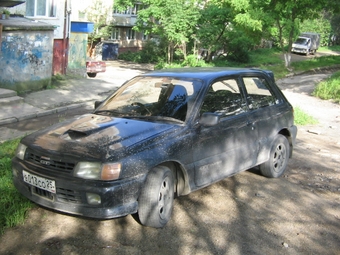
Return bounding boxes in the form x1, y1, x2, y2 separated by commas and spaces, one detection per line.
0, 139, 32, 234
294, 107, 318, 125
313, 71, 340, 103
319, 45, 340, 52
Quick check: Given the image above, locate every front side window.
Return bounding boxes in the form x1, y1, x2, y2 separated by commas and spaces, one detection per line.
95, 76, 202, 122
26, 0, 57, 17
242, 76, 278, 110
201, 78, 246, 118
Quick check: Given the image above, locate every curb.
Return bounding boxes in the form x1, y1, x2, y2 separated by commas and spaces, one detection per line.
0, 102, 91, 126
285, 65, 340, 77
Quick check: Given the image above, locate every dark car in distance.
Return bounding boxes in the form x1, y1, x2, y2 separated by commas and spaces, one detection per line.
12, 68, 297, 228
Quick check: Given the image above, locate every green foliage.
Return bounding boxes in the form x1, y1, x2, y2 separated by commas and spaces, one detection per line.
313, 71, 340, 102
224, 32, 253, 63
0, 139, 32, 234
85, 0, 114, 44
320, 45, 340, 51
262, 0, 328, 53
132, 0, 201, 62
181, 55, 209, 67
291, 55, 340, 72
299, 13, 332, 46
294, 107, 318, 125
118, 41, 163, 63
249, 48, 283, 66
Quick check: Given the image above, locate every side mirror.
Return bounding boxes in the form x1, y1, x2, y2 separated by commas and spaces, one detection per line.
94, 100, 103, 109
199, 112, 220, 127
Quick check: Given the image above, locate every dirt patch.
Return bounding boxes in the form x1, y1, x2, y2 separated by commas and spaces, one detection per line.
1, 72, 340, 255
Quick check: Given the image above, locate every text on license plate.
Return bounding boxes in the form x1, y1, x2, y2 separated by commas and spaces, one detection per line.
23, 170, 56, 193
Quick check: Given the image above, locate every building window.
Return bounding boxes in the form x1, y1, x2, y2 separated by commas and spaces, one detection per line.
142, 31, 149, 41
26, 0, 57, 17
113, 4, 140, 15
112, 28, 120, 40
127, 28, 135, 40
131, 4, 139, 15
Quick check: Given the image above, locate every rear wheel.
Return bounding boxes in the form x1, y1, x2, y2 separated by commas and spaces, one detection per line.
260, 134, 290, 178
138, 166, 174, 228
87, 73, 97, 78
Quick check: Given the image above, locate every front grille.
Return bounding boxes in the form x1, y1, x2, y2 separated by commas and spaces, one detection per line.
57, 188, 82, 204
32, 186, 54, 200
31, 186, 82, 204
26, 150, 75, 174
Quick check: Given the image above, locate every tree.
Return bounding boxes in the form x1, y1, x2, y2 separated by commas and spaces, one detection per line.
300, 12, 332, 46
115, 0, 201, 63
260, 0, 327, 67
196, 0, 265, 62
85, 0, 113, 56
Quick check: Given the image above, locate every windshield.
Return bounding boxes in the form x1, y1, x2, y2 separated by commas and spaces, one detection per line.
295, 38, 308, 45
95, 76, 203, 122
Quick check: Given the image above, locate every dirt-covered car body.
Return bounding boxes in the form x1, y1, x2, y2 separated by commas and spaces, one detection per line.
12, 67, 297, 228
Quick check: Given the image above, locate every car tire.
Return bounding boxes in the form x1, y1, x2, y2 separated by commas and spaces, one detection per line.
260, 134, 290, 178
138, 166, 174, 228
87, 73, 97, 78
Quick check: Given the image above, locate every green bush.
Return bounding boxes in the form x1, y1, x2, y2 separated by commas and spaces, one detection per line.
225, 35, 251, 63
118, 41, 162, 64
181, 54, 208, 67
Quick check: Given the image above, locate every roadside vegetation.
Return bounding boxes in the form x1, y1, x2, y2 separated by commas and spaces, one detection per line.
294, 107, 319, 125
313, 70, 340, 102
0, 138, 32, 234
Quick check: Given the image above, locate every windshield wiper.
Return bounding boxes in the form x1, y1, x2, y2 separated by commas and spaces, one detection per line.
124, 115, 184, 124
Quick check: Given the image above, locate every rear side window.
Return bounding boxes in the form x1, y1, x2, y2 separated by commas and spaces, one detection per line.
242, 77, 279, 110
200, 78, 246, 118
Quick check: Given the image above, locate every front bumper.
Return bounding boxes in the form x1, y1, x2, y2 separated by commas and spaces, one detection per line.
12, 158, 145, 219
291, 48, 308, 54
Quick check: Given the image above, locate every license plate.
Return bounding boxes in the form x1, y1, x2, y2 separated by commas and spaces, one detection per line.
23, 170, 56, 194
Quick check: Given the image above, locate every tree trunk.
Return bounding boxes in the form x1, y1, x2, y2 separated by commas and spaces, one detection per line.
167, 44, 171, 64
182, 41, 187, 60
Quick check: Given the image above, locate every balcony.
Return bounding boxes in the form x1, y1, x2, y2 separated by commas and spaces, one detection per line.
112, 15, 137, 27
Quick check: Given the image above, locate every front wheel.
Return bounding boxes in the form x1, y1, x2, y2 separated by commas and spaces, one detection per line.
260, 134, 290, 178
138, 166, 174, 228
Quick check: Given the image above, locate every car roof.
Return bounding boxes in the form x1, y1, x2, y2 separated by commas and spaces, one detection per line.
140, 67, 274, 81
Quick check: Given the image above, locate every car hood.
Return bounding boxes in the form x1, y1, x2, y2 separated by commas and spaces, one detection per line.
23, 114, 175, 160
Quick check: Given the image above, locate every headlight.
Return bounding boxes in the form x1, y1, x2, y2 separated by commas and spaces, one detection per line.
74, 162, 121, 181
15, 143, 27, 160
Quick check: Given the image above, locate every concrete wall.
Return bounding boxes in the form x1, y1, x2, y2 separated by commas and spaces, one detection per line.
0, 29, 54, 92
67, 32, 87, 77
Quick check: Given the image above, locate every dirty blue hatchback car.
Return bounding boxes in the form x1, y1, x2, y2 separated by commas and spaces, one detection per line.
12, 67, 297, 228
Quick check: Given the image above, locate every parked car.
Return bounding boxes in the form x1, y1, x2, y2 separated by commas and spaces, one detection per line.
86, 58, 106, 78
291, 32, 320, 55
12, 68, 297, 228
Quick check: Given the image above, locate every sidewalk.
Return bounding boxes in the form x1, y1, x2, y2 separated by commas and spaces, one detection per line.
0, 78, 114, 125
0, 78, 132, 143
0, 61, 151, 142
